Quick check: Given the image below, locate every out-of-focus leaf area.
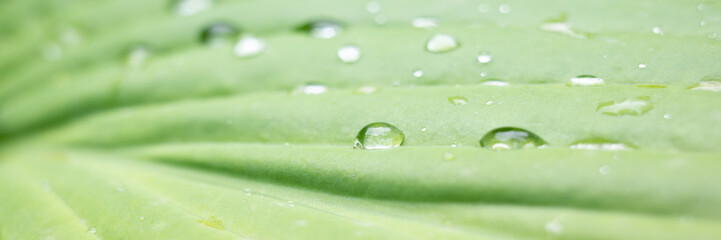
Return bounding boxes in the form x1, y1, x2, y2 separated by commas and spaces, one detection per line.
1, 0, 721, 239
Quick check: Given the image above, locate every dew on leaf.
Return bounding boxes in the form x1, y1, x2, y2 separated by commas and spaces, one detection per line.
448, 96, 468, 105
570, 139, 634, 151
498, 4, 511, 14
366, 2, 381, 13
412, 17, 440, 28
478, 4, 490, 13
479, 127, 547, 150
294, 84, 327, 95
200, 22, 239, 47
596, 96, 653, 116
354, 86, 378, 94
426, 34, 460, 53
234, 36, 266, 58
171, 0, 212, 16
482, 80, 509, 86
545, 218, 563, 234
599, 165, 612, 175
296, 20, 343, 39
476, 52, 492, 64
638, 63, 647, 69
568, 75, 605, 86
540, 14, 587, 39
354, 122, 404, 150
413, 69, 424, 77
652, 26, 664, 35
338, 45, 361, 63
688, 81, 721, 92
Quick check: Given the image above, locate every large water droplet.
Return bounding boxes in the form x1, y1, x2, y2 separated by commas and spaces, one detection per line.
596, 96, 653, 116
338, 45, 361, 63
201, 22, 239, 47
568, 75, 605, 86
297, 20, 343, 39
448, 96, 468, 105
426, 34, 460, 53
476, 52, 492, 64
570, 139, 633, 151
171, 0, 213, 16
479, 127, 547, 150
412, 17, 440, 29
354, 122, 404, 150
234, 36, 266, 58
688, 81, 721, 92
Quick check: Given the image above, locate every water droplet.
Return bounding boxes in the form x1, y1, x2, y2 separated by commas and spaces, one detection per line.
297, 20, 343, 39
480, 72, 488, 77
479, 127, 547, 150
476, 52, 492, 64
540, 22, 587, 39
599, 165, 611, 175
688, 81, 721, 92
244, 188, 252, 196
426, 34, 460, 53
570, 139, 633, 151
412, 17, 440, 28
568, 75, 605, 86
498, 4, 511, 14
663, 113, 671, 119
477, 4, 490, 13
596, 96, 653, 116
652, 26, 664, 35
354, 86, 378, 94
171, 0, 213, 16
288, 201, 295, 207
486, 100, 493, 105
448, 96, 468, 105
366, 2, 381, 13
42, 43, 63, 61
545, 219, 563, 234
88, 228, 96, 234
294, 84, 327, 95
700, 20, 707, 27
443, 153, 455, 161
234, 36, 266, 58
200, 22, 239, 47
374, 14, 388, 25
354, 122, 404, 150
139, 216, 145, 221
337, 45, 361, 63
638, 63, 647, 69
481, 80, 509, 86
413, 69, 424, 77
126, 45, 152, 67
421, 127, 427, 132
697, 3, 705, 11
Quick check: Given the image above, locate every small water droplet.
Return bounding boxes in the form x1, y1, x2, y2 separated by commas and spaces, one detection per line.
638, 63, 647, 69
412, 17, 440, 28
697, 3, 705, 11
448, 96, 468, 105
540, 22, 587, 39
480, 72, 488, 77
354, 86, 378, 94
200, 22, 239, 47
663, 113, 671, 119
700, 20, 707, 27
421, 127, 427, 132
42, 43, 63, 61
171, 0, 213, 16
338, 45, 361, 63
244, 188, 252, 196
234, 36, 266, 58
498, 4, 511, 14
354, 122, 404, 150
294, 84, 328, 95
88, 228, 96, 234
297, 20, 343, 39
288, 201, 295, 207
413, 69, 424, 77
126, 45, 152, 67
477, 4, 490, 13
139, 216, 145, 221
596, 96, 653, 116
599, 165, 611, 175
570, 139, 633, 151
426, 34, 460, 53
688, 81, 721, 92
443, 153, 455, 161
652, 26, 664, 35
486, 100, 493, 105
366, 2, 381, 13
374, 14, 388, 25
568, 75, 605, 86
480, 127, 547, 150
476, 52, 492, 64
481, 80, 509, 86
545, 219, 563, 234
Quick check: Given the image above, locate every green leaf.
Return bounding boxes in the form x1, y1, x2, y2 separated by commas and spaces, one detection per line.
1, 0, 721, 239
